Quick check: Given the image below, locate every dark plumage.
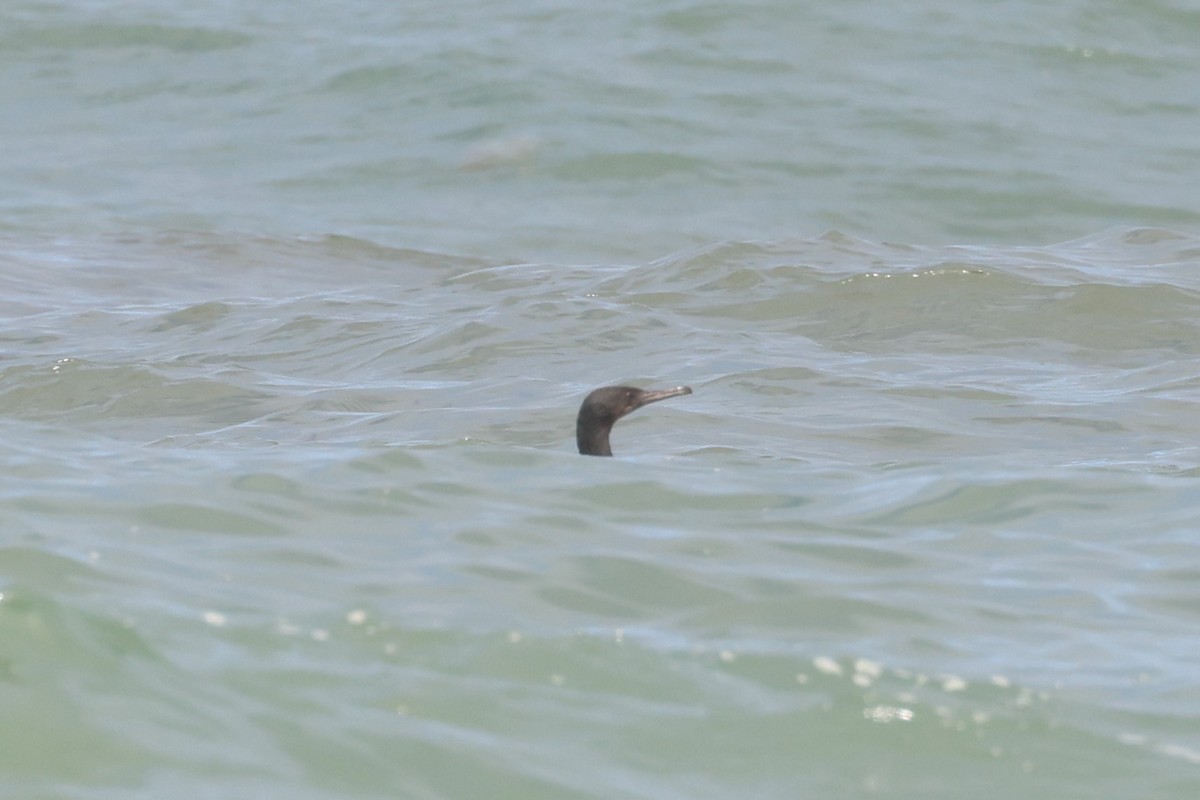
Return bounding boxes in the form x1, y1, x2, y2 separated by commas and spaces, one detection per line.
576, 385, 692, 456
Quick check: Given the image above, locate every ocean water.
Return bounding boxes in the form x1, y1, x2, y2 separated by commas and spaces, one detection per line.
2, 2, 1200, 799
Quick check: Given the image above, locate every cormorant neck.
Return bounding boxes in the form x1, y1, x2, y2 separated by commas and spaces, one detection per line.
576, 416, 614, 456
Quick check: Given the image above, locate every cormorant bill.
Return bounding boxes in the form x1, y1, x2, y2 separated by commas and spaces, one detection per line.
576, 385, 692, 456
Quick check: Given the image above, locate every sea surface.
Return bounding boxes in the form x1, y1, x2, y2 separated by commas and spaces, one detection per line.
2, 1, 1200, 798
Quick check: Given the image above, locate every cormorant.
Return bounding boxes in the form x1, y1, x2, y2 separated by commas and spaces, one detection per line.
576, 385, 692, 456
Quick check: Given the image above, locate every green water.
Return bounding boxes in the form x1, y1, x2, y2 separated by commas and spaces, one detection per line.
2, 2, 1200, 798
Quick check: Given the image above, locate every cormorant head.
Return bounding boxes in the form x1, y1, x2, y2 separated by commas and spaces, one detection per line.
576, 385, 692, 456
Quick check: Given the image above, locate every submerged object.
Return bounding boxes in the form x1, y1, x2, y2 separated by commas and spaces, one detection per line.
576, 385, 692, 456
